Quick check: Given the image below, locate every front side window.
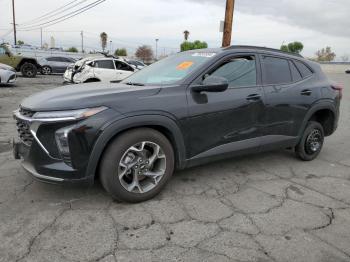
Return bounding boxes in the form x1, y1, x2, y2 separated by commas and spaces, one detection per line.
115, 61, 133, 71
209, 56, 257, 88
262, 56, 292, 85
95, 60, 115, 69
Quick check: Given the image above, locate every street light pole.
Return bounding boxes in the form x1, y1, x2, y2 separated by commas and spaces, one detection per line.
222, 0, 235, 47
40, 28, 43, 48
155, 38, 159, 60
81, 31, 84, 53
11, 0, 17, 45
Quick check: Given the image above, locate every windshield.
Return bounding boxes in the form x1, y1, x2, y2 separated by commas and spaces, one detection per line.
122, 51, 217, 85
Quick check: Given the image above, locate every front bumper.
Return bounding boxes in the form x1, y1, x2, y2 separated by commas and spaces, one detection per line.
13, 139, 94, 185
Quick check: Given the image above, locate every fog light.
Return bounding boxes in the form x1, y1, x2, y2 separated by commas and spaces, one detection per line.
55, 125, 74, 165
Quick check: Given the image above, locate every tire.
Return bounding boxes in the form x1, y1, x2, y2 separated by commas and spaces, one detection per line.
41, 66, 52, 75
21, 62, 37, 78
295, 121, 324, 161
100, 128, 175, 202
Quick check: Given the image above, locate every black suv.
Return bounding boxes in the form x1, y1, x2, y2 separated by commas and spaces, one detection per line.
13, 46, 342, 202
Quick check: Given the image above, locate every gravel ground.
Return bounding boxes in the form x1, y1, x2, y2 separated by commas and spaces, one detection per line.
0, 73, 350, 262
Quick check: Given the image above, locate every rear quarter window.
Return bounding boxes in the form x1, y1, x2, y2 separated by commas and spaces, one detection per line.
294, 60, 313, 78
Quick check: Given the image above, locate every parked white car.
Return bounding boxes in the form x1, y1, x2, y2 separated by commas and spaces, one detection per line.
0, 63, 16, 85
63, 57, 137, 84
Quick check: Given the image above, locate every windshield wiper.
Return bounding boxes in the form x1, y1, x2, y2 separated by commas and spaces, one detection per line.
125, 82, 145, 86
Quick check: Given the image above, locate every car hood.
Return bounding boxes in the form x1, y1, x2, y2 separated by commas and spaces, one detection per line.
20, 82, 161, 112
0, 63, 15, 71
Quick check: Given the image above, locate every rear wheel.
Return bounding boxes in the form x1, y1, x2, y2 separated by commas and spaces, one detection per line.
41, 66, 52, 75
295, 121, 324, 161
21, 62, 37, 78
100, 128, 175, 202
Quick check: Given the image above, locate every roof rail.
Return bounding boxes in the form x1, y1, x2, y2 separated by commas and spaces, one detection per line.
224, 45, 303, 58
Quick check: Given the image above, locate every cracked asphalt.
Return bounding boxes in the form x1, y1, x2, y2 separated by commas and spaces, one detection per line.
0, 72, 350, 262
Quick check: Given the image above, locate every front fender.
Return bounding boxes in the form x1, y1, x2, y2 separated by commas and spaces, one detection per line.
85, 114, 187, 179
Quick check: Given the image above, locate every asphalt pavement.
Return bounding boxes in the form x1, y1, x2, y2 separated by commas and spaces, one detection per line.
0, 73, 350, 262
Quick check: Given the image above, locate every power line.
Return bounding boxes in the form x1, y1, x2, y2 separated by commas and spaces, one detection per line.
19, 0, 81, 25
18, 0, 106, 30
19, 0, 89, 27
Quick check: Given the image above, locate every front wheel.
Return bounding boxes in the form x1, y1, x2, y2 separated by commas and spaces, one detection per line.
100, 128, 175, 202
295, 121, 324, 161
21, 62, 37, 78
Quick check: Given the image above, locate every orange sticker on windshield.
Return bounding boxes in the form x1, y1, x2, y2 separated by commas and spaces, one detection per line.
176, 61, 193, 70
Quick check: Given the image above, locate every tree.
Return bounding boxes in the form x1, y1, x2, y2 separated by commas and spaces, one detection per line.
183, 30, 190, 41
100, 32, 108, 52
315, 47, 336, 62
135, 45, 154, 63
280, 41, 304, 54
341, 55, 349, 62
17, 40, 24, 45
114, 48, 127, 57
66, 47, 78, 53
180, 40, 207, 51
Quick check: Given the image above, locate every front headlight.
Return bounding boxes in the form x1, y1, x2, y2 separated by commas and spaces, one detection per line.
32, 106, 108, 121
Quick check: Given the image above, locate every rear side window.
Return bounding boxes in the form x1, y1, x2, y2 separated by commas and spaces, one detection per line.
95, 60, 115, 69
262, 56, 292, 85
210, 56, 257, 88
294, 60, 313, 78
289, 61, 302, 82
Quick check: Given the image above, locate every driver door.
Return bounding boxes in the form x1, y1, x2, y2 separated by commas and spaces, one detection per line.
185, 53, 265, 160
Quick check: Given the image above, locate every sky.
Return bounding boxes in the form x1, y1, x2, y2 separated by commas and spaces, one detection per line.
0, 0, 349, 59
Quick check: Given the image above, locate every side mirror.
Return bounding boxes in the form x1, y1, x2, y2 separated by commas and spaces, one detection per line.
192, 75, 229, 93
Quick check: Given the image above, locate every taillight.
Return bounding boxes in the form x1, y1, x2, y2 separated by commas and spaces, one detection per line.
332, 84, 343, 99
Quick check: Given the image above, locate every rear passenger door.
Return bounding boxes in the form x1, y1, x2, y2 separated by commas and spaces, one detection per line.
260, 55, 316, 139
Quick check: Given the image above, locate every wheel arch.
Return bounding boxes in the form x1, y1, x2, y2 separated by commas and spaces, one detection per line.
16, 58, 39, 71
85, 115, 187, 180
84, 78, 101, 83
299, 102, 337, 138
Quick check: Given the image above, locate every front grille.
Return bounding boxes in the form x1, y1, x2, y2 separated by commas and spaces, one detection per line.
19, 107, 35, 118
16, 119, 34, 146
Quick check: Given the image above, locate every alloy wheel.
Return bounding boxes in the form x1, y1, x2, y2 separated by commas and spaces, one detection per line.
305, 129, 323, 155
118, 141, 166, 194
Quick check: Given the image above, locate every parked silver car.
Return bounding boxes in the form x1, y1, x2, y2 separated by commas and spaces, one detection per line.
0, 63, 16, 85
39, 56, 77, 75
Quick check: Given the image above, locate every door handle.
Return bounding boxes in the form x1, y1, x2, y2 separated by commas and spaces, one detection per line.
301, 89, 312, 96
246, 94, 261, 101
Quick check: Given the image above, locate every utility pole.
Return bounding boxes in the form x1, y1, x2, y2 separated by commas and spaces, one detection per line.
222, 0, 235, 47
155, 38, 159, 60
80, 30, 84, 53
40, 28, 43, 48
11, 0, 17, 45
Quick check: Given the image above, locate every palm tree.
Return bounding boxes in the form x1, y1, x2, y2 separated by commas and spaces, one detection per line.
183, 30, 190, 41
100, 32, 108, 52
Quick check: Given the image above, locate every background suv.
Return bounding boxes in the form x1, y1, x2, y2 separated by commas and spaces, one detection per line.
13, 46, 341, 202
0, 44, 41, 78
